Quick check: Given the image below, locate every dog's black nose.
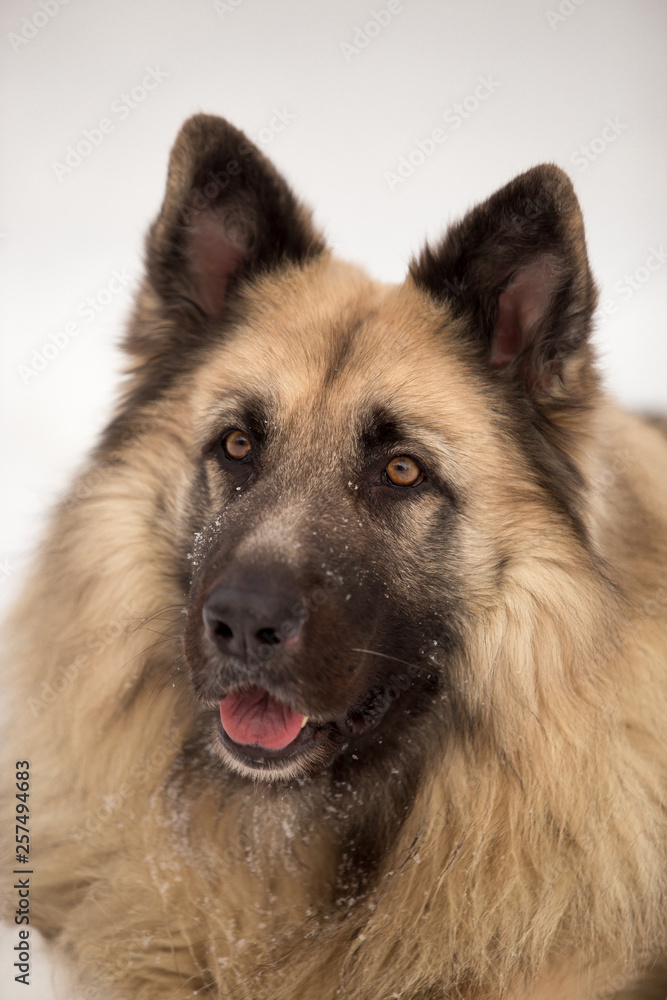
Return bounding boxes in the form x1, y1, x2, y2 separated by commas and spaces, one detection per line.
203, 573, 302, 659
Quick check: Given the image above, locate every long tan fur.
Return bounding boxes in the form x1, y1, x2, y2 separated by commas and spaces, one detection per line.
2, 117, 666, 1000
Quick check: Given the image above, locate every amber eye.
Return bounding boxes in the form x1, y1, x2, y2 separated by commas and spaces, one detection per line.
385, 455, 424, 487
223, 429, 252, 461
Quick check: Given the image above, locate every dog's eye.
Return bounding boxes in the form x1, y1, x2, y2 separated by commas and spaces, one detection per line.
223, 429, 252, 461
385, 456, 424, 487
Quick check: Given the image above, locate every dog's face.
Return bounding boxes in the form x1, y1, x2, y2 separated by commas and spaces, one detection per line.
181, 266, 485, 780
125, 115, 599, 781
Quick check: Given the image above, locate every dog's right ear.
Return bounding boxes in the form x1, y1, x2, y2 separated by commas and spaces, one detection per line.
129, 114, 324, 357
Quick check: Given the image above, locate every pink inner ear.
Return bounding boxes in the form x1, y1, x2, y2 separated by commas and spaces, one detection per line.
491, 259, 555, 368
188, 211, 247, 318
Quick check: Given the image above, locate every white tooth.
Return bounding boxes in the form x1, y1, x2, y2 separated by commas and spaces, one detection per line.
300, 716, 309, 729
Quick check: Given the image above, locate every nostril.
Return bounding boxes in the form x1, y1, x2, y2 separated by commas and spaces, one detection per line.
256, 628, 281, 646
202, 581, 303, 659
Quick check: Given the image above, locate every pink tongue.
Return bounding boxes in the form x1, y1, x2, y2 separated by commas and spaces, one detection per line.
219, 688, 305, 750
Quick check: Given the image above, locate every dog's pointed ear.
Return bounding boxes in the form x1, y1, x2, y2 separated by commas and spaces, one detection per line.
132, 114, 324, 351
409, 165, 598, 403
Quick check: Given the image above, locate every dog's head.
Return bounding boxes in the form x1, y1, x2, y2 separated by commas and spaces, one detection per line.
119, 115, 603, 781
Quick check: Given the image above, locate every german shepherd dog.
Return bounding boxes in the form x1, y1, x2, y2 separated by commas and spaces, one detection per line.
3, 115, 667, 999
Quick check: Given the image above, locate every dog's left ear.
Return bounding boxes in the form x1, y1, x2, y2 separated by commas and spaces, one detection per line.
410, 165, 598, 402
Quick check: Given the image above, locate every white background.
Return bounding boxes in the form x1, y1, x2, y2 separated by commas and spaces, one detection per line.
0, 0, 666, 995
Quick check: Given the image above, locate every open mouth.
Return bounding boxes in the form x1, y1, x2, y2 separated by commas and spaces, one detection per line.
216, 683, 394, 770
218, 686, 324, 762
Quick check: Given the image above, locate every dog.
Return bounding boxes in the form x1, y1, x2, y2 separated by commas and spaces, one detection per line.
2, 114, 666, 999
